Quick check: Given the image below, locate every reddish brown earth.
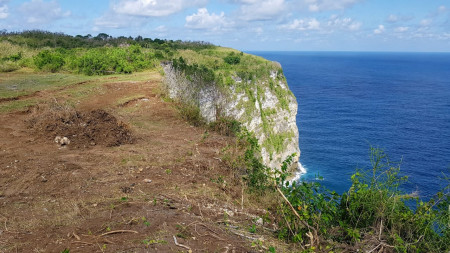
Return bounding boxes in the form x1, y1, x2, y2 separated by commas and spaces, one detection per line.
0, 77, 284, 252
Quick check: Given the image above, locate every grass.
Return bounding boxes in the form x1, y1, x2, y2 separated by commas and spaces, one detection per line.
0, 69, 161, 113
0, 68, 159, 100
0, 69, 95, 99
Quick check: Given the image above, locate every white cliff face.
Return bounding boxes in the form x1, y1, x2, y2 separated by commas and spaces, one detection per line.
162, 62, 300, 170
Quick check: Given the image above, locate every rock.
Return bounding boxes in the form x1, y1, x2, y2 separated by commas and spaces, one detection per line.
256, 218, 263, 225
143, 179, 152, 183
162, 58, 300, 171
224, 209, 234, 217
55, 136, 70, 146
60, 137, 70, 145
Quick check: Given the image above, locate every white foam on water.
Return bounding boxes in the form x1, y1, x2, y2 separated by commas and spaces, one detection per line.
289, 161, 307, 183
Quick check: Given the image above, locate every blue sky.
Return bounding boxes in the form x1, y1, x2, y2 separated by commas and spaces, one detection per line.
1, 0, 449, 51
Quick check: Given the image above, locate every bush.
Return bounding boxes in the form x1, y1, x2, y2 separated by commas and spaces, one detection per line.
34, 49, 65, 72
0, 61, 20, 72
176, 102, 204, 127
245, 146, 449, 251
224, 52, 240, 65
209, 117, 241, 136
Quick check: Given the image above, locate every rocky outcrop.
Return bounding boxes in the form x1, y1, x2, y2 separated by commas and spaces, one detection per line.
162, 59, 300, 171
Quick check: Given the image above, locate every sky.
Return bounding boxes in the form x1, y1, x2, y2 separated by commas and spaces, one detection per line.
1, 0, 449, 51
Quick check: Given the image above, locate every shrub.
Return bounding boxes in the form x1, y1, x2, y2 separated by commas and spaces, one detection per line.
34, 49, 65, 72
224, 52, 240, 65
246, 146, 449, 252
176, 102, 204, 127
209, 117, 241, 136
0, 61, 20, 72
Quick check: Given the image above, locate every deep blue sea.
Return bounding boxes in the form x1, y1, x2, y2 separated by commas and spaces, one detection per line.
249, 51, 450, 197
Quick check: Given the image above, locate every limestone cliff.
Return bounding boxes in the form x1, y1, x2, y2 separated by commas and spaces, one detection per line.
162, 53, 300, 170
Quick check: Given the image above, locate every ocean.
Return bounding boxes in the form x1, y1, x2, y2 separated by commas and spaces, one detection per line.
249, 51, 450, 197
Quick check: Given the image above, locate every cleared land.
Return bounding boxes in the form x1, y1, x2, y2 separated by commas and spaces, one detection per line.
0, 70, 287, 252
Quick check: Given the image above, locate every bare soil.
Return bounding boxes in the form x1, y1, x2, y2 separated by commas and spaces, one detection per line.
0, 74, 285, 252
27, 108, 134, 149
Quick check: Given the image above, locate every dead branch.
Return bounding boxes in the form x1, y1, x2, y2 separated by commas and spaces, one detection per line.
72, 241, 94, 245
100, 230, 138, 236
275, 186, 319, 246
173, 235, 192, 251
229, 230, 260, 241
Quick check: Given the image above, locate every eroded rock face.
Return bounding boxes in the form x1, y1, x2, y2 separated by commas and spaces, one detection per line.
162, 62, 300, 171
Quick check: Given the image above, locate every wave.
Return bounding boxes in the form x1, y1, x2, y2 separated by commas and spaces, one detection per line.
289, 161, 307, 182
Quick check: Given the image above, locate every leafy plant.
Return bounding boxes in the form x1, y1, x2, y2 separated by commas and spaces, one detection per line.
34, 49, 65, 72
224, 52, 241, 65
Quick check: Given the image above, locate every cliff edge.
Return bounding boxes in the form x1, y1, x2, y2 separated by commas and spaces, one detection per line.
162, 48, 300, 171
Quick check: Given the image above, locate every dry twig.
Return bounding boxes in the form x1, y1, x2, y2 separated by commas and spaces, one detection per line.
100, 230, 138, 237
173, 235, 192, 251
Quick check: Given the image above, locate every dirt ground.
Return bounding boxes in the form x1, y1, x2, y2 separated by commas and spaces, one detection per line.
0, 73, 288, 253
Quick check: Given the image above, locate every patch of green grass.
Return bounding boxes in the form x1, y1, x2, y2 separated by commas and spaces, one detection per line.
0, 70, 95, 99
142, 238, 167, 246
0, 98, 37, 113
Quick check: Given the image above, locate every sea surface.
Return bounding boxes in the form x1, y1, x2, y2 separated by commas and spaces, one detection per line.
249, 51, 450, 197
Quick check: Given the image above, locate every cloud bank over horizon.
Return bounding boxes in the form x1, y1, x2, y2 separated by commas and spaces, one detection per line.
1, 0, 449, 51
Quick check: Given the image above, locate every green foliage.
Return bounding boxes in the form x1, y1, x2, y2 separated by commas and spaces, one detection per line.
34, 49, 65, 72
243, 146, 449, 252
1, 30, 214, 50
224, 52, 241, 65
0, 61, 20, 72
338, 148, 449, 251
172, 56, 215, 83
249, 224, 257, 233
238, 129, 272, 193
176, 102, 204, 126
0, 30, 216, 74
209, 117, 241, 136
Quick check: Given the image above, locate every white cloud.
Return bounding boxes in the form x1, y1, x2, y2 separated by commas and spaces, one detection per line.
438, 5, 446, 14
19, 0, 70, 24
254, 27, 264, 35
387, 14, 398, 23
280, 15, 362, 34
327, 15, 361, 31
155, 25, 167, 32
112, 0, 206, 17
303, 0, 362, 12
237, 0, 286, 21
373, 24, 385, 34
0, 5, 8, 19
280, 18, 320, 30
0, 0, 8, 19
94, 13, 145, 30
394, 26, 409, 32
420, 19, 432, 26
185, 8, 231, 31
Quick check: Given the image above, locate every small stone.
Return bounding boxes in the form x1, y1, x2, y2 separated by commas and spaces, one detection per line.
54, 136, 62, 143
224, 209, 234, 217
256, 218, 263, 225
92, 203, 97, 207
143, 179, 152, 183
60, 137, 70, 145
41, 176, 48, 182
